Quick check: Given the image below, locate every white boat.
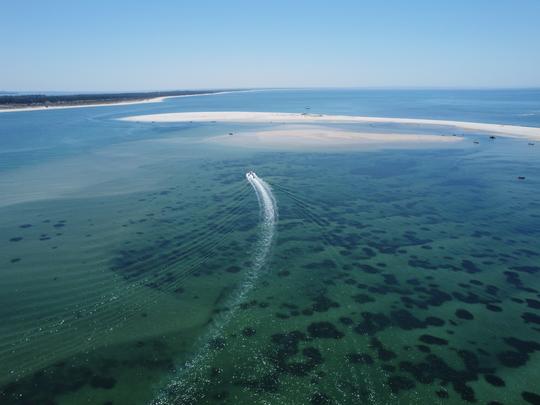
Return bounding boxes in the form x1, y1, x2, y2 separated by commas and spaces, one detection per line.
246, 171, 256, 180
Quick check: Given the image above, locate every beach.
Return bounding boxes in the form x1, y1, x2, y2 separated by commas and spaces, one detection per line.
120, 111, 540, 141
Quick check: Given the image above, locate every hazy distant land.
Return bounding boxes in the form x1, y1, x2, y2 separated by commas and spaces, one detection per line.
0, 89, 242, 112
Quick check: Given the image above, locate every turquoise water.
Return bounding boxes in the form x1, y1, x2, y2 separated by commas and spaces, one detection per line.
0, 89, 539, 404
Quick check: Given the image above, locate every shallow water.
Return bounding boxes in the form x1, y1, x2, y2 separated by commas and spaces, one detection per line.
0, 89, 539, 404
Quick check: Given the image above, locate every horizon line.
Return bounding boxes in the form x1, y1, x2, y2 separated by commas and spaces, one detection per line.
2, 86, 540, 95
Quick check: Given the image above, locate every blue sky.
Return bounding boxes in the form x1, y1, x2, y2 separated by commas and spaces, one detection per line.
1, 0, 539, 91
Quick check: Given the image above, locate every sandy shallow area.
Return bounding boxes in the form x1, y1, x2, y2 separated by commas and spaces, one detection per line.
120, 111, 540, 141
208, 125, 464, 150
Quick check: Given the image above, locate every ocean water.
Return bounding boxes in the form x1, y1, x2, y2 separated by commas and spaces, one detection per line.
0, 89, 539, 405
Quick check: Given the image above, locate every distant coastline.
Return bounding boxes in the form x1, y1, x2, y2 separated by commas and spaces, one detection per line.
0, 89, 246, 113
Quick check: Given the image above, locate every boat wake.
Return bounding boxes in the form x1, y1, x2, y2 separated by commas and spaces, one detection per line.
151, 171, 277, 404
245, 171, 277, 270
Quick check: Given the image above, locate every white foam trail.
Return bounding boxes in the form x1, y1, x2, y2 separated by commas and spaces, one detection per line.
245, 172, 277, 274
151, 172, 277, 404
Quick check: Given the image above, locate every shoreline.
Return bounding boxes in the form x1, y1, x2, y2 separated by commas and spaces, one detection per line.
0, 90, 251, 113
119, 111, 540, 141
0, 97, 169, 113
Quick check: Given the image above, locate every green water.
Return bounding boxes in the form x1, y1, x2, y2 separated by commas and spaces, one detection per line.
1, 90, 540, 405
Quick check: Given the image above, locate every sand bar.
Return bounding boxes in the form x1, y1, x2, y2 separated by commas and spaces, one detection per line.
208, 126, 464, 150
120, 111, 540, 141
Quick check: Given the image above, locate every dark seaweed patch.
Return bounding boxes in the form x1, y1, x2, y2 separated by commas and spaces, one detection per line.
311, 294, 340, 312
511, 266, 540, 274
174, 287, 184, 294
346, 353, 373, 365
498, 337, 540, 367
0, 364, 97, 404
352, 293, 374, 304
462, 260, 481, 273
226, 266, 241, 273
303, 259, 337, 270
455, 309, 474, 320
400, 287, 452, 309
0, 341, 158, 405
426, 317, 445, 326
356, 264, 381, 274
486, 304, 502, 312
387, 375, 415, 393
90, 375, 116, 389
453, 291, 491, 305
419, 334, 448, 345
526, 299, 540, 309
390, 309, 445, 330
522, 391, 540, 404
242, 327, 256, 337
436, 389, 449, 398
308, 322, 344, 339
303, 347, 323, 364
399, 350, 486, 402
522, 312, 540, 325
498, 351, 528, 367
408, 258, 437, 270
504, 337, 540, 353
484, 374, 505, 387
268, 331, 323, 377
310, 392, 331, 404
209, 338, 226, 350
504, 271, 523, 288
354, 312, 391, 335
362, 247, 376, 258
339, 317, 354, 326
417, 345, 431, 353
383, 274, 398, 285
236, 373, 279, 392
370, 337, 397, 361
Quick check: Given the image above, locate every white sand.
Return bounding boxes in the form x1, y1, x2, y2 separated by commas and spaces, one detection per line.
0, 91, 249, 113
120, 111, 540, 141
208, 125, 464, 150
